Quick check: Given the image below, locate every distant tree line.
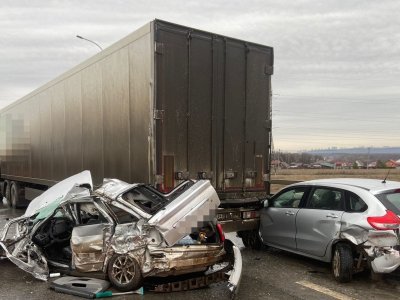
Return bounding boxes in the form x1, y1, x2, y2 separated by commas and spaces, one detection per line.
273, 152, 323, 164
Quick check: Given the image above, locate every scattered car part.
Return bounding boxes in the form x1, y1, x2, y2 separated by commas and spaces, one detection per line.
95, 288, 144, 298
49, 276, 110, 298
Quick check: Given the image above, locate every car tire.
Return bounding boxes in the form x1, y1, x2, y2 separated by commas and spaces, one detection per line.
107, 254, 142, 292
332, 243, 353, 283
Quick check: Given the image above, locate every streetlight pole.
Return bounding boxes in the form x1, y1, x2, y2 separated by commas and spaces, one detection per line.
76, 35, 103, 51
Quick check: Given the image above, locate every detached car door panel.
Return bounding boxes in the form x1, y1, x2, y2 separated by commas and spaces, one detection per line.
295, 187, 345, 257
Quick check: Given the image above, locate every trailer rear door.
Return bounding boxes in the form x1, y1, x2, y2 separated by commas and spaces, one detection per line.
154, 20, 273, 195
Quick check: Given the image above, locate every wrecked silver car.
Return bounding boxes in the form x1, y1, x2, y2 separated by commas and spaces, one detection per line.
0, 171, 242, 293
257, 178, 400, 282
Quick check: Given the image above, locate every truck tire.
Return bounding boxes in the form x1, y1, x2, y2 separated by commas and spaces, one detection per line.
10, 181, 23, 209
0, 182, 3, 203
4, 181, 11, 207
239, 230, 264, 250
332, 243, 353, 283
107, 254, 142, 292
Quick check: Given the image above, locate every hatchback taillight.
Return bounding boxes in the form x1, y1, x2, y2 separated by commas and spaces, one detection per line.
216, 223, 225, 242
367, 210, 400, 230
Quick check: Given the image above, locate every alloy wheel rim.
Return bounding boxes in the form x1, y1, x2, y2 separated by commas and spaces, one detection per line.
112, 255, 136, 284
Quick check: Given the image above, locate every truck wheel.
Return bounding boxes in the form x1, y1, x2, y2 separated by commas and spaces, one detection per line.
4, 181, 11, 207
332, 243, 353, 283
107, 254, 142, 292
10, 182, 23, 209
239, 230, 264, 250
248, 230, 263, 250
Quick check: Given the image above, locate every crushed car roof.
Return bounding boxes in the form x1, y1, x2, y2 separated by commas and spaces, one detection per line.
23, 171, 93, 219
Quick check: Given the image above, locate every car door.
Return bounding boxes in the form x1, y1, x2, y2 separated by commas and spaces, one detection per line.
260, 186, 309, 250
295, 186, 345, 257
70, 200, 114, 272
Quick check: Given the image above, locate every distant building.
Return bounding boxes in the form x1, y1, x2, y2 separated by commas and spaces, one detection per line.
320, 162, 335, 169
386, 160, 400, 168
271, 160, 290, 169
355, 160, 365, 169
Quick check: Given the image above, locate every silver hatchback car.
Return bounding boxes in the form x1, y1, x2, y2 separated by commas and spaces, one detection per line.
258, 178, 400, 282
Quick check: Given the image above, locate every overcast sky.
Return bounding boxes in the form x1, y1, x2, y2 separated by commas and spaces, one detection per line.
0, 0, 399, 151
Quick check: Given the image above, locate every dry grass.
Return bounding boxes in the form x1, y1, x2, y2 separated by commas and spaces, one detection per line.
270, 168, 400, 193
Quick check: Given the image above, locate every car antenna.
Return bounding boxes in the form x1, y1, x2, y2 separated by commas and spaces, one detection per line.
382, 169, 391, 183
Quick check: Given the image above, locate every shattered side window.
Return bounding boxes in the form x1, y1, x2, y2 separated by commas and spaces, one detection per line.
375, 190, 400, 215
75, 202, 108, 225
345, 192, 367, 212
108, 204, 139, 224
122, 186, 168, 214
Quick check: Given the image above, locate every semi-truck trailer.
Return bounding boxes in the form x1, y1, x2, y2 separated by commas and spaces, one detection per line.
0, 19, 273, 246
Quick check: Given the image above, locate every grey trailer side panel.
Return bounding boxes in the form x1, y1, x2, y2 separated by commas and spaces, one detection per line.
128, 33, 152, 184
102, 47, 131, 181
30, 97, 41, 180
51, 83, 67, 181
1, 23, 152, 187
39, 92, 53, 179
0, 103, 31, 178
65, 74, 83, 176
82, 63, 104, 185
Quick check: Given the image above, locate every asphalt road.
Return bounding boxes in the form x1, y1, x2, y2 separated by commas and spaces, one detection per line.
1, 205, 400, 300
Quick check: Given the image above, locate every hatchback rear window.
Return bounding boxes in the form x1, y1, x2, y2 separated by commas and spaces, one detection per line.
375, 190, 400, 215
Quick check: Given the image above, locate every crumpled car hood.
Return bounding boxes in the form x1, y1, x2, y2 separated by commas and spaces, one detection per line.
24, 170, 93, 219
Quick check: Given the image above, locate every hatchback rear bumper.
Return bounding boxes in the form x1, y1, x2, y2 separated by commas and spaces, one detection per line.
368, 247, 400, 273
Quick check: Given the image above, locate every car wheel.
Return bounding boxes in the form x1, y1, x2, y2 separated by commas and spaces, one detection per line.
332, 243, 353, 283
107, 254, 142, 291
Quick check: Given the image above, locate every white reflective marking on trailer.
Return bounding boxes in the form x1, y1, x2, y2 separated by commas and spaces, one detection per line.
296, 280, 356, 300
